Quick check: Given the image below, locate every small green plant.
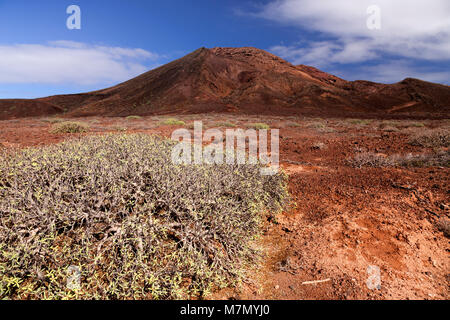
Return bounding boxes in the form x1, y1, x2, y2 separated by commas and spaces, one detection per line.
408, 122, 425, 128
215, 122, 237, 128
347, 119, 371, 126
126, 115, 142, 120
248, 123, 270, 130
50, 121, 89, 133
160, 118, 185, 126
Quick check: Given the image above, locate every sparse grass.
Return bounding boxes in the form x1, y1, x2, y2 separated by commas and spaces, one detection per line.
379, 121, 399, 130
307, 122, 326, 129
317, 127, 335, 133
49, 121, 89, 134
215, 122, 237, 128
381, 126, 399, 132
248, 123, 270, 130
306, 121, 335, 133
408, 129, 450, 148
350, 150, 450, 168
287, 122, 302, 128
160, 118, 186, 126
347, 119, 371, 126
126, 115, 142, 120
112, 126, 127, 132
407, 122, 425, 128
0, 134, 288, 300
41, 117, 65, 124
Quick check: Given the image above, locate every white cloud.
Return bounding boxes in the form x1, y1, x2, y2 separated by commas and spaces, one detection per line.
0, 41, 160, 85
323, 61, 450, 85
270, 39, 378, 68
257, 0, 450, 82
258, 0, 450, 40
356, 62, 450, 84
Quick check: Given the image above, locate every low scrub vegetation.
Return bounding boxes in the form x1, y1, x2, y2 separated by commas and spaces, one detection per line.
408, 129, 449, 148
406, 122, 425, 128
126, 115, 142, 120
307, 121, 326, 129
248, 123, 270, 130
287, 122, 301, 128
215, 122, 237, 128
347, 119, 371, 126
0, 134, 288, 299
351, 150, 450, 168
50, 121, 89, 134
381, 125, 399, 132
160, 118, 185, 126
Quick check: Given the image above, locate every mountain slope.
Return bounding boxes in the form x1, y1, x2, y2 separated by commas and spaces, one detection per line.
1, 47, 449, 119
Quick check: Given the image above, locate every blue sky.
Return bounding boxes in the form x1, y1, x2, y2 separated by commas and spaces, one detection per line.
0, 0, 449, 98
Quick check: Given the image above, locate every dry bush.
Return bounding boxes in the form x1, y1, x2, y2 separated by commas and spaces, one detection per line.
381, 126, 399, 132
408, 129, 450, 148
406, 122, 425, 128
317, 127, 335, 133
248, 123, 270, 130
126, 115, 142, 120
379, 121, 398, 128
351, 152, 394, 168
160, 118, 185, 126
214, 122, 237, 128
306, 121, 334, 133
0, 134, 288, 299
307, 121, 325, 129
347, 119, 371, 126
50, 121, 89, 134
351, 150, 450, 168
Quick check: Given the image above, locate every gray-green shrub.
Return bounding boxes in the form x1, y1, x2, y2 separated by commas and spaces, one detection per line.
0, 134, 288, 299
50, 121, 89, 134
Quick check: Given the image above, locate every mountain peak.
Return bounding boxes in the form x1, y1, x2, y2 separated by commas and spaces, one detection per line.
1, 47, 449, 119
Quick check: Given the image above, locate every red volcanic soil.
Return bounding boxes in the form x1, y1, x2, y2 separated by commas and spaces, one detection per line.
0, 115, 448, 300
0, 47, 449, 120
0, 99, 63, 119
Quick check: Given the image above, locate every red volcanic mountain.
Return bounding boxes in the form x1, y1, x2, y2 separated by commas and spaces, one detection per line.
1, 47, 449, 119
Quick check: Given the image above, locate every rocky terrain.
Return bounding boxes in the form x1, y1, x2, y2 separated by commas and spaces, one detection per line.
1, 47, 449, 120
0, 115, 448, 299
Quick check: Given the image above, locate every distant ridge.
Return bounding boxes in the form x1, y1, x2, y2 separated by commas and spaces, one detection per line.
1, 47, 449, 119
